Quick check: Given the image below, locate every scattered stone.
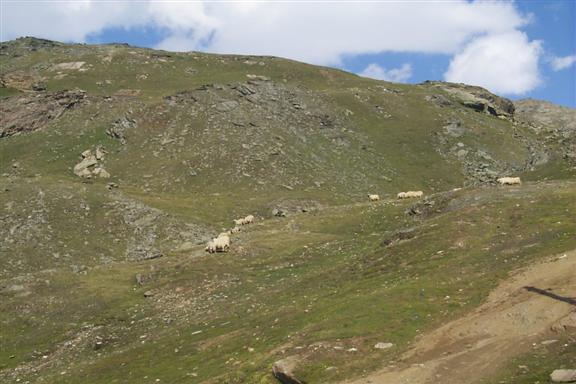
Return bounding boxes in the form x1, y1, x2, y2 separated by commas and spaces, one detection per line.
143, 290, 154, 298
93, 337, 105, 350
374, 342, 394, 350
214, 100, 239, 112
107, 117, 136, 144
31, 82, 46, 91
272, 208, 287, 217
550, 369, 576, 383
444, 120, 466, 137
246, 74, 271, 81
135, 274, 146, 286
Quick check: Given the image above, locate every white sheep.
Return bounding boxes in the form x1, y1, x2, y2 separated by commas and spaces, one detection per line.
213, 234, 230, 252
407, 191, 424, 198
234, 215, 255, 226
206, 233, 231, 253
397, 191, 424, 199
497, 177, 521, 185
229, 226, 241, 234
368, 194, 380, 202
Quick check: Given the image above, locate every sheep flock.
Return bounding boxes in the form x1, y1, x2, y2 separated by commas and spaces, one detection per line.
205, 214, 256, 253
205, 177, 521, 254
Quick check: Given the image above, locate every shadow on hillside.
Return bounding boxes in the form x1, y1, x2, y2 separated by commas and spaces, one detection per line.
524, 286, 576, 306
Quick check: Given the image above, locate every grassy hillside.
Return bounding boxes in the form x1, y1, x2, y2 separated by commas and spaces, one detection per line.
1, 37, 575, 383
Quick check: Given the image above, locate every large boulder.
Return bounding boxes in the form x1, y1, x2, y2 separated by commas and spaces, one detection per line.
551, 369, 576, 383
272, 356, 305, 384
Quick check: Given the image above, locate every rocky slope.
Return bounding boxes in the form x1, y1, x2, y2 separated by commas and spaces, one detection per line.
0, 37, 575, 384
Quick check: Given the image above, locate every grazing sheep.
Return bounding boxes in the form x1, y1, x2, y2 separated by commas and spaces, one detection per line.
234, 215, 255, 226
213, 234, 230, 252
408, 191, 424, 198
497, 177, 521, 185
206, 233, 231, 253
229, 226, 241, 234
368, 194, 380, 202
397, 191, 424, 199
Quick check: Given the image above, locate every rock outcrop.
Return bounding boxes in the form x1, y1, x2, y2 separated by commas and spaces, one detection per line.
272, 357, 305, 384
73, 147, 110, 179
424, 81, 515, 118
0, 89, 86, 137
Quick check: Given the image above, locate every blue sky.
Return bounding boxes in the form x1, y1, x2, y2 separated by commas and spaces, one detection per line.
1, 0, 574, 107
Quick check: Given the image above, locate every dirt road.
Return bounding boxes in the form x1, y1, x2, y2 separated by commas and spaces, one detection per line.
345, 250, 576, 384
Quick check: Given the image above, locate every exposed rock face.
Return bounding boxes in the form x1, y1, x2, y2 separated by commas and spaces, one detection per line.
515, 99, 576, 133
272, 357, 305, 384
105, 197, 210, 262
514, 99, 576, 164
0, 71, 41, 90
0, 89, 86, 137
424, 81, 515, 118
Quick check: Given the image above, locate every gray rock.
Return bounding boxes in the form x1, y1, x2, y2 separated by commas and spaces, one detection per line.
444, 121, 465, 137
456, 149, 468, 158
272, 356, 304, 384
135, 274, 146, 286
551, 369, 576, 383
272, 208, 287, 217
107, 117, 136, 144
374, 342, 394, 350
214, 100, 239, 112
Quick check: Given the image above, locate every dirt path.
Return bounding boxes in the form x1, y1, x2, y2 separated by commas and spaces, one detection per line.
345, 250, 576, 384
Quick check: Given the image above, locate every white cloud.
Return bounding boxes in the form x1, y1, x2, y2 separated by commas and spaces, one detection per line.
359, 63, 413, 83
1, 0, 546, 95
2, 0, 529, 65
444, 31, 542, 95
550, 54, 576, 71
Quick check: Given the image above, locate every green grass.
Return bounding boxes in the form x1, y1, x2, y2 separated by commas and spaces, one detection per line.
2, 181, 575, 383
1, 38, 575, 384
